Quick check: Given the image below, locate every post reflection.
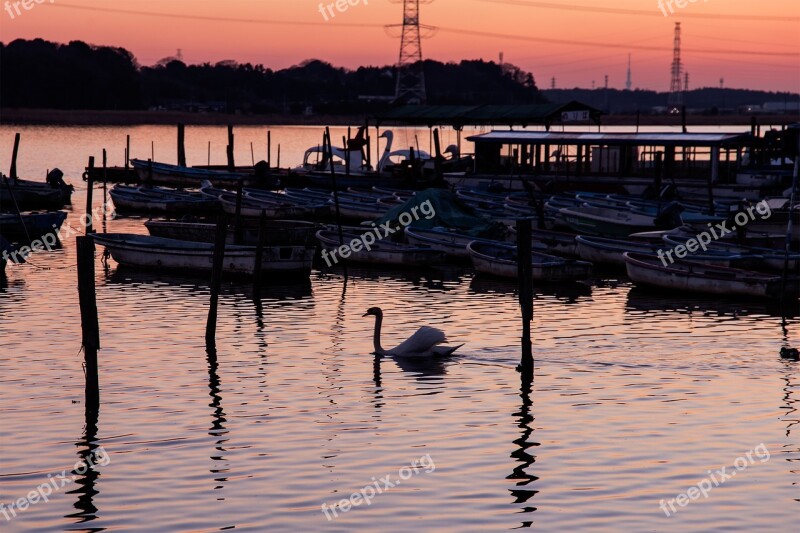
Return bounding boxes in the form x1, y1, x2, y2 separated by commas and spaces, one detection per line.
508, 353, 539, 528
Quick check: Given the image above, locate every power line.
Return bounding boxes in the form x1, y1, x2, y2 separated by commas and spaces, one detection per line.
475, 0, 800, 22
436, 26, 800, 58
47, 2, 800, 59
51, 2, 385, 28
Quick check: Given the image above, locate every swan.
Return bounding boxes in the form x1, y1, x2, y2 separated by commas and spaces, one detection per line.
363, 307, 463, 357
376, 131, 394, 173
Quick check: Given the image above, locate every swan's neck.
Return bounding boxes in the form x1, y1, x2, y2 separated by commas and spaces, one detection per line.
373, 315, 387, 355
377, 133, 393, 172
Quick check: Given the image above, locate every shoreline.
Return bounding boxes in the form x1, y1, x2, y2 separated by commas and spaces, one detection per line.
1, 108, 797, 127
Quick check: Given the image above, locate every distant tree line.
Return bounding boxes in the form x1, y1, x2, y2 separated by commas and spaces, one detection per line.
546, 87, 800, 114
0, 39, 546, 114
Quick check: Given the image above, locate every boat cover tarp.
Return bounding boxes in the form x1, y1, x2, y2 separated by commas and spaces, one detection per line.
374, 188, 505, 238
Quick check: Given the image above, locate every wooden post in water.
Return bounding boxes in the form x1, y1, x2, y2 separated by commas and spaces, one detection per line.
177, 123, 187, 167
681, 106, 687, 133
325, 128, 346, 252
125, 135, 131, 170
76, 235, 100, 411
365, 119, 372, 171
85, 157, 95, 234
516, 218, 534, 376
253, 209, 267, 280
234, 178, 244, 245
782, 153, 800, 308
227, 125, 235, 171
206, 218, 227, 347
146, 158, 153, 187
277, 145, 281, 169
9, 132, 21, 180
101, 150, 108, 225
267, 131, 272, 168
433, 128, 443, 183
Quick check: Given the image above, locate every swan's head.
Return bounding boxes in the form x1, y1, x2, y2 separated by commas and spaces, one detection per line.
363, 307, 383, 318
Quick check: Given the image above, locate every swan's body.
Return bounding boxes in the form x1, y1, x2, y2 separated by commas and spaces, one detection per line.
364, 307, 463, 357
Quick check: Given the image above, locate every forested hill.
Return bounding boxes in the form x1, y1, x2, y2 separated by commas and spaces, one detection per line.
0, 39, 545, 114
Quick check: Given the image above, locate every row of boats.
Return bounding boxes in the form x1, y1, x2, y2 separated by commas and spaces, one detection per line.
84, 179, 799, 300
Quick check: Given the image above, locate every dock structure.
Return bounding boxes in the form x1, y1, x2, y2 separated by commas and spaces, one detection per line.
451, 130, 779, 199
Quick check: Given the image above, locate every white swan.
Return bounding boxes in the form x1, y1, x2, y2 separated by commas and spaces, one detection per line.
376, 131, 394, 173
363, 307, 463, 357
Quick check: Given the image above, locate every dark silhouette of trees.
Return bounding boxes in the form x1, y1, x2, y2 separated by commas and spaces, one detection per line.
1, 39, 545, 114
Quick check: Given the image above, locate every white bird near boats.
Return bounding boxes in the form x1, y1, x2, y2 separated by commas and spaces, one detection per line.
363, 307, 463, 357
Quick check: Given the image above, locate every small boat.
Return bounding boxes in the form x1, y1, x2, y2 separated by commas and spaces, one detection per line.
109, 185, 218, 214
576, 235, 740, 267
130, 159, 273, 188
1, 170, 73, 209
145, 219, 318, 246
623, 252, 793, 299
662, 234, 800, 271
316, 229, 446, 266
93, 233, 314, 276
558, 205, 659, 237
467, 241, 592, 281
0, 211, 68, 241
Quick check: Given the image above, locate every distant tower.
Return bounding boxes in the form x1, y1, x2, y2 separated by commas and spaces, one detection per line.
603, 74, 610, 111
551, 77, 556, 90
176, 49, 184, 62
499, 51, 504, 65
625, 54, 632, 91
668, 22, 683, 110
684, 72, 689, 92
720, 77, 724, 89
388, 0, 433, 104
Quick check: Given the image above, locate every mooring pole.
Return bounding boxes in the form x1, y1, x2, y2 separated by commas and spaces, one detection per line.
102, 150, 108, 228
516, 218, 534, 376
234, 178, 244, 245
125, 135, 131, 170
177, 123, 187, 167
326, 128, 345, 247
267, 130, 272, 168
253, 209, 267, 280
206, 218, 227, 347
85, 157, 95, 234
9, 132, 20, 180
76, 235, 100, 411
227, 125, 235, 171
433, 128, 444, 183
782, 153, 800, 308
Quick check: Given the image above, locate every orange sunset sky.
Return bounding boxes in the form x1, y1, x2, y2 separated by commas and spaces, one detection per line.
1, 0, 798, 92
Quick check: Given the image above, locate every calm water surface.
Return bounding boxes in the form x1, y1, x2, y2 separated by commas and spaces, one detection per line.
0, 125, 798, 532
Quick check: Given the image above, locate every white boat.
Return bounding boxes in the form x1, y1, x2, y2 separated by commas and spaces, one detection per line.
93, 233, 313, 276
576, 235, 739, 267
559, 205, 658, 237
109, 185, 217, 214
467, 241, 592, 281
144, 219, 317, 246
623, 252, 792, 299
316, 229, 446, 266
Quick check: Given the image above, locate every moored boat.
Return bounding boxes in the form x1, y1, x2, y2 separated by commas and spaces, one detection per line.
0, 211, 68, 242
623, 252, 793, 299
110, 185, 218, 214
145, 219, 317, 246
93, 233, 313, 276
316, 229, 446, 266
467, 241, 592, 281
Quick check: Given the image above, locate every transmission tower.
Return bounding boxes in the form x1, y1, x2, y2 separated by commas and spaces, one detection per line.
625, 54, 632, 91
667, 22, 683, 110
387, 0, 435, 104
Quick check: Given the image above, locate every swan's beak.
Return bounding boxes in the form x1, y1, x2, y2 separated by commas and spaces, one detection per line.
362, 312, 369, 317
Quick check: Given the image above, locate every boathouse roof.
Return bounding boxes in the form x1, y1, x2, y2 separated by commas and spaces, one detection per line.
376, 101, 601, 129
466, 131, 755, 147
